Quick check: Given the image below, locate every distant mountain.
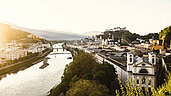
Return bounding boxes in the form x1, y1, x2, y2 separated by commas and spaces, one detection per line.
16, 28, 87, 40
83, 31, 102, 36
0, 23, 31, 42
2, 22, 87, 40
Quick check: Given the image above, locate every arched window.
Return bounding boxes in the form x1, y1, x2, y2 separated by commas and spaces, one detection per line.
139, 69, 148, 74
130, 57, 132, 62
152, 58, 155, 64
142, 78, 146, 84
148, 79, 151, 85
142, 64, 145, 66
130, 55, 133, 62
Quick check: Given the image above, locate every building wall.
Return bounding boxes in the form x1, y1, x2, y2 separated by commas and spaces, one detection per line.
84, 47, 157, 89
133, 75, 157, 88
133, 67, 154, 74
127, 52, 157, 89
95, 54, 128, 84
5, 49, 27, 60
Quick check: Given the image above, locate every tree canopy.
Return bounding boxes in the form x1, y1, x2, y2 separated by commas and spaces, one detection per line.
66, 79, 109, 96
159, 25, 171, 40
49, 50, 119, 96
159, 25, 171, 48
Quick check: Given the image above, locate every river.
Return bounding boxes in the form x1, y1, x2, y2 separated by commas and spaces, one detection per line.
0, 43, 73, 96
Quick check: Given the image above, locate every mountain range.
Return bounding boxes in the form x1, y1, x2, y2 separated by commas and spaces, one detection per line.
2, 22, 88, 40
82, 31, 102, 37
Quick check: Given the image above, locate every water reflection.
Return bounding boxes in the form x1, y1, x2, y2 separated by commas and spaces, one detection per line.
0, 43, 72, 96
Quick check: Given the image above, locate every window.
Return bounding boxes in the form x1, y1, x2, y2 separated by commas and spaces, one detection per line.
142, 78, 146, 84
148, 88, 152, 93
139, 69, 148, 74
130, 55, 133, 62
130, 57, 132, 62
137, 80, 139, 84
142, 64, 145, 66
142, 87, 145, 94
152, 58, 155, 64
148, 79, 151, 85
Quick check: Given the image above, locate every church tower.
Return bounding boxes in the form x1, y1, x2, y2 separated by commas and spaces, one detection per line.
148, 52, 157, 65
127, 52, 134, 72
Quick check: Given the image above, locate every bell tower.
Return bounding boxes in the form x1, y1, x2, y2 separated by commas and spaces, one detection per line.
148, 52, 156, 65
127, 52, 134, 72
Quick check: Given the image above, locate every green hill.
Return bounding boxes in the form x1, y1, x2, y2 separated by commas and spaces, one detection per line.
96, 29, 160, 44
0, 23, 38, 43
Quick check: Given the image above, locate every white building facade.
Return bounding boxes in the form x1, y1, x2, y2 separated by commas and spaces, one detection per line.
127, 52, 157, 90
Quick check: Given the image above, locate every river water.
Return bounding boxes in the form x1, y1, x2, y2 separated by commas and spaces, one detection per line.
0, 43, 73, 96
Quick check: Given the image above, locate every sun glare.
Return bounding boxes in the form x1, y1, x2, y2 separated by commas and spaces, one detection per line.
0, 25, 6, 42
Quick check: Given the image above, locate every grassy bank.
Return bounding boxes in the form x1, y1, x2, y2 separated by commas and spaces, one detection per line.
0, 49, 51, 78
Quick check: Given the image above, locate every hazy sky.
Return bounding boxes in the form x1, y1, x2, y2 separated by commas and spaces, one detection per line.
0, 0, 171, 35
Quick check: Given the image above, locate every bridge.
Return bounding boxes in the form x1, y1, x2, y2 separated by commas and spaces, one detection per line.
53, 48, 65, 51
50, 47, 71, 55
50, 52, 70, 55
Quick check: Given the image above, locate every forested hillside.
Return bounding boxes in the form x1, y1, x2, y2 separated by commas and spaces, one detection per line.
159, 25, 171, 40
96, 30, 159, 44
159, 25, 171, 46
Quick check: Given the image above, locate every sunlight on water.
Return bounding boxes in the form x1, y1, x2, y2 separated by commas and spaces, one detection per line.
0, 43, 72, 96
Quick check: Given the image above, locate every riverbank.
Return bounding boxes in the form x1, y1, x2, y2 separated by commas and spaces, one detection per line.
0, 48, 52, 78
48, 48, 119, 96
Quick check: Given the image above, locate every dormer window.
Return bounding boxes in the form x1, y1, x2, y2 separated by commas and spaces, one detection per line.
139, 69, 148, 74
142, 64, 145, 66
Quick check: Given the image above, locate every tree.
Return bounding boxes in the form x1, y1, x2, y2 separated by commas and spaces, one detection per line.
116, 73, 171, 96
62, 52, 98, 82
66, 79, 109, 96
93, 62, 119, 94
49, 52, 119, 96
49, 82, 69, 96
93, 70, 107, 85
159, 25, 171, 48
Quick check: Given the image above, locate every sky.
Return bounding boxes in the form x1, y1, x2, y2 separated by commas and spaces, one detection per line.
0, 0, 171, 35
